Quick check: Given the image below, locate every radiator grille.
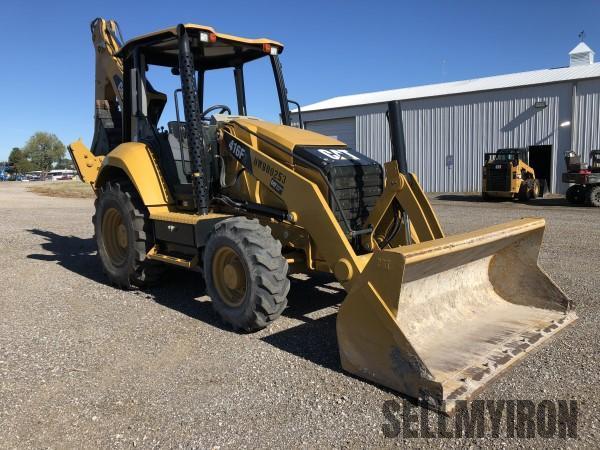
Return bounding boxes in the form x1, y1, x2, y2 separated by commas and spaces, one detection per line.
487, 166, 510, 191
329, 164, 383, 232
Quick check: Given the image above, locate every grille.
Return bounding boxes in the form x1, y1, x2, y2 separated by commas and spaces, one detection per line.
292, 147, 384, 235
329, 165, 383, 232
487, 167, 510, 191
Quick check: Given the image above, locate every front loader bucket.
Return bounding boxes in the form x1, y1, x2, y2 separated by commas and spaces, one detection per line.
337, 218, 575, 413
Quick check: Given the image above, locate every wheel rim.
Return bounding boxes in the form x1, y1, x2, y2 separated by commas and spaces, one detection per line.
101, 207, 129, 266
212, 246, 248, 307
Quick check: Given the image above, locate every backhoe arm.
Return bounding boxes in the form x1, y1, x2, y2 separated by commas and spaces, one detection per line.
91, 18, 124, 109
90, 18, 125, 155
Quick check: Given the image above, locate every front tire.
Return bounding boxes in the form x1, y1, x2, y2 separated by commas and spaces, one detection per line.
566, 185, 585, 204
585, 185, 600, 207
531, 180, 541, 199
204, 217, 290, 331
518, 181, 532, 202
94, 180, 163, 289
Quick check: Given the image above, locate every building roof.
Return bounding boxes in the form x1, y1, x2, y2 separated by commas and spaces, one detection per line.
300, 62, 600, 112
569, 42, 594, 55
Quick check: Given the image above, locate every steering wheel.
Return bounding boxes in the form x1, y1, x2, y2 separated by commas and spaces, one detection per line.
201, 104, 231, 120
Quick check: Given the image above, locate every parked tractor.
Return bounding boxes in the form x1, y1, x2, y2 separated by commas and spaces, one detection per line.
563, 150, 600, 206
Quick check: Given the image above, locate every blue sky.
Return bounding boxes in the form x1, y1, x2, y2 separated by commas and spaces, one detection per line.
0, 0, 598, 160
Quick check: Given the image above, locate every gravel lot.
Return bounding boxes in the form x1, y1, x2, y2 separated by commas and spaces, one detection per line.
0, 182, 598, 448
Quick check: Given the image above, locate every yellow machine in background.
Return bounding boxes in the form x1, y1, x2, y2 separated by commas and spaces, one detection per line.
482, 148, 542, 201
70, 18, 575, 412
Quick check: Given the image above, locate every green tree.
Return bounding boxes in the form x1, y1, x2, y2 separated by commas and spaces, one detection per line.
8, 147, 35, 174
22, 132, 66, 174
55, 157, 74, 170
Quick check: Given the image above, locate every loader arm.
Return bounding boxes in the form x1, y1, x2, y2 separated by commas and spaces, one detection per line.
362, 161, 444, 249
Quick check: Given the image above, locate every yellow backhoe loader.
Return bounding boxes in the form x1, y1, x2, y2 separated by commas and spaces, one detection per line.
70, 18, 576, 412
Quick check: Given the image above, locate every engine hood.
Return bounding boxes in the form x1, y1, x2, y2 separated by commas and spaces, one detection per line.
227, 117, 347, 151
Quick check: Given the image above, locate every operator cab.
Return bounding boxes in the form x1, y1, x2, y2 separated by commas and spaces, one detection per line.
565, 149, 600, 173
591, 150, 600, 172
104, 24, 292, 208
485, 148, 528, 167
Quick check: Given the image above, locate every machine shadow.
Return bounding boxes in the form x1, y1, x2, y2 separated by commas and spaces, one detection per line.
27, 228, 106, 283
25, 230, 346, 359
25, 228, 225, 330
261, 273, 345, 372
434, 194, 572, 207
25, 229, 409, 394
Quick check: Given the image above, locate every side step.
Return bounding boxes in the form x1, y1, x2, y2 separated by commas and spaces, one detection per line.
146, 246, 198, 269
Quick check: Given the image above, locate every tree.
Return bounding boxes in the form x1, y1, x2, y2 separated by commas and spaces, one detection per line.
22, 132, 66, 174
54, 157, 74, 170
8, 147, 35, 174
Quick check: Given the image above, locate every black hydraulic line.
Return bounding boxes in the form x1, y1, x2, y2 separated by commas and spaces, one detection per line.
214, 195, 290, 222
379, 201, 401, 248
387, 100, 412, 244
178, 25, 209, 215
243, 201, 289, 222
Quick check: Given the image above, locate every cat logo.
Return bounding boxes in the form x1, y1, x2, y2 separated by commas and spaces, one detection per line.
318, 149, 360, 161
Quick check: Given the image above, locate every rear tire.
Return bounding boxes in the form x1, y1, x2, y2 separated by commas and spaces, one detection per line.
518, 181, 532, 202
566, 185, 585, 204
585, 185, 600, 207
531, 180, 541, 199
94, 180, 164, 289
204, 217, 290, 331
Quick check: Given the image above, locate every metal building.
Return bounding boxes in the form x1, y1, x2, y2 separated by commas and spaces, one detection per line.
294, 43, 600, 193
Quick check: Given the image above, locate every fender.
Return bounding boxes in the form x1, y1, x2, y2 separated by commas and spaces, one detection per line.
98, 142, 173, 206
69, 140, 172, 206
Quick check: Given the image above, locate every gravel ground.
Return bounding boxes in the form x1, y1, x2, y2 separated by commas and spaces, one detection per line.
0, 182, 598, 448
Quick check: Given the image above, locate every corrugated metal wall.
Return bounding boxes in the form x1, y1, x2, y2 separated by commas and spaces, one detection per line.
355, 85, 569, 192
298, 80, 600, 193
573, 79, 600, 155
305, 117, 357, 150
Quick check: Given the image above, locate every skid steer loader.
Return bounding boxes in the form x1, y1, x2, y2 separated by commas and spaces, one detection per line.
70, 18, 576, 412
482, 148, 542, 201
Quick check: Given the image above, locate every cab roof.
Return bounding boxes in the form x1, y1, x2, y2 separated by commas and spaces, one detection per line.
117, 24, 284, 70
